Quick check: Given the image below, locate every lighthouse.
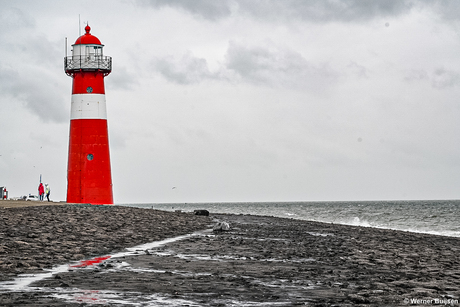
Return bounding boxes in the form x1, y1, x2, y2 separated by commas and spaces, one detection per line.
64, 25, 113, 205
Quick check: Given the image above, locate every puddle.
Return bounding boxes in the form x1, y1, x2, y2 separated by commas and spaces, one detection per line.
146, 249, 316, 263
50, 288, 204, 306
306, 232, 334, 237
0, 264, 69, 291
173, 253, 316, 263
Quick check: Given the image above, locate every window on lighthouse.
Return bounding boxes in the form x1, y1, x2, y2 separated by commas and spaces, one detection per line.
95, 46, 102, 59
85, 45, 102, 61
86, 46, 94, 61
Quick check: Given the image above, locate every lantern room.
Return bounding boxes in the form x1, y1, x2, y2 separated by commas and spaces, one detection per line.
64, 25, 112, 76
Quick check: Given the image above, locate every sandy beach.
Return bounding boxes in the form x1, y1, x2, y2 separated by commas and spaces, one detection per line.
0, 202, 459, 306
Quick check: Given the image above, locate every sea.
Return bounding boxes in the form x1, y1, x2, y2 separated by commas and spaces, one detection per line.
121, 199, 460, 238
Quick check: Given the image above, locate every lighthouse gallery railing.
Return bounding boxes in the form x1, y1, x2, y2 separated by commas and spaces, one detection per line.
64, 56, 112, 76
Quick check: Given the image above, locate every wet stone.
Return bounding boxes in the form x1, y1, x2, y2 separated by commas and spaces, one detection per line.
0, 205, 211, 282
1, 208, 460, 306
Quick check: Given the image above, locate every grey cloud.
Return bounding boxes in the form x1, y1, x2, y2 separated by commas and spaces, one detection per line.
138, 0, 416, 23
106, 66, 139, 91
404, 68, 460, 89
25, 80, 68, 123
0, 6, 71, 123
225, 42, 338, 91
237, 0, 415, 23
0, 65, 67, 123
0, 6, 60, 68
404, 69, 429, 82
138, 0, 233, 21
0, 36, 68, 122
431, 68, 460, 89
426, 1, 460, 21
0, 6, 35, 31
0, 66, 20, 90
153, 43, 337, 91
347, 61, 368, 79
153, 53, 219, 84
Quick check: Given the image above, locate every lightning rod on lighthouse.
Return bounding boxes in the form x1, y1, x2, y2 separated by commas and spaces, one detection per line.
64, 24, 113, 205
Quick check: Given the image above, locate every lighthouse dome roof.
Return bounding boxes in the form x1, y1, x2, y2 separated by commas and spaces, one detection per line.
74, 25, 102, 45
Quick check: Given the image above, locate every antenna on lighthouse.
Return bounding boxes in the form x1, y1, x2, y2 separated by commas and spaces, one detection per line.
78, 15, 82, 59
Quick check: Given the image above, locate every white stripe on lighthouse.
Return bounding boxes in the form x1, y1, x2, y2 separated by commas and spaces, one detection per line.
70, 94, 107, 120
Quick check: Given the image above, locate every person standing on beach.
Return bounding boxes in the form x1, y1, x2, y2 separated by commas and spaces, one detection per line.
45, 184, 50, 202
38, 183, 44, 201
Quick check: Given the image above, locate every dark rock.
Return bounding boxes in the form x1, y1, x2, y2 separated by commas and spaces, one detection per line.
194, 210, 209, 216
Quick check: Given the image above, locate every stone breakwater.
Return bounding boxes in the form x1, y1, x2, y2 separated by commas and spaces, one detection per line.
0, 204, 212, 281
1, 204, 460, 306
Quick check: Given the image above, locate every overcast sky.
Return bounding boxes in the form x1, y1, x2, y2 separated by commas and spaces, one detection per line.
1, 0, 460, 204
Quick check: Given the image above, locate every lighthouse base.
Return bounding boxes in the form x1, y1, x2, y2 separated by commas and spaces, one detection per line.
67, 119, 113, 205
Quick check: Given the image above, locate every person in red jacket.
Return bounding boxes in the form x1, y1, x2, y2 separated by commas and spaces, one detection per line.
38, 183, 45, 201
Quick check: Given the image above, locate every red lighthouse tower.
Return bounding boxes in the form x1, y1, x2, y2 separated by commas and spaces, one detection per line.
64, 25, 113, 204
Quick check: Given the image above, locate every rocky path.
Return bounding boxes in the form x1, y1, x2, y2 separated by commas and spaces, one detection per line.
0, 205, 459, 306
0, 204, 212, 281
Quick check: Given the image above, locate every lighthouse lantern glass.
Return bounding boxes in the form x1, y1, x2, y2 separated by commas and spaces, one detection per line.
67, 43, 110, 72
85, 45, 103, 61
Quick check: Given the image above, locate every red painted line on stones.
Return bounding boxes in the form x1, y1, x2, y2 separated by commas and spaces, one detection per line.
71, 255, 111, 268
